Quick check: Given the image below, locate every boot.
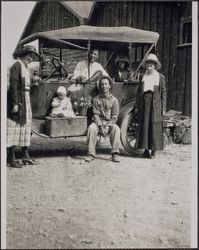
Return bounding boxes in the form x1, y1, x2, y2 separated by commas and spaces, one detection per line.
142, 149, 151, 158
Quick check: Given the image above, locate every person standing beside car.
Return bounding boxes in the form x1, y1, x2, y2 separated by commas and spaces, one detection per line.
135, 53, 167, 159
7, 45, 41, 168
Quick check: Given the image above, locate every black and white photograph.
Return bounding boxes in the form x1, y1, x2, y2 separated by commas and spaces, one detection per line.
1, 0, 198, 249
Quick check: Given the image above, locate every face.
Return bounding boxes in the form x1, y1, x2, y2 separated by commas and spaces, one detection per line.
146, 60, 156, 72
22, 53, 33, 65
118, 61, 126, 70
99, 79, 111, 94
89, 50, 99, 63
57, 92, 66, 100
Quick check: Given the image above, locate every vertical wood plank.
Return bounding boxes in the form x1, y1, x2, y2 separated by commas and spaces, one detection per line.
143, 2, 151, 30
47, 1, 51, 30
162, 4, 171, 97
113, 1, 117, 26
123, 1, 128, 26
150, 3, 158, 31
115, 2, 120, 26
175, 47, 187, 112
132, 2, 137, 27
167, 3, 178, 110
57, 3, 61, 28
184, 46, 192, 116
126, 1, 132, 26
137, 2, 144, 29
156, 3, 164, 65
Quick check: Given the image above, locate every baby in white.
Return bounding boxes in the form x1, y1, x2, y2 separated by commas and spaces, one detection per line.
50, 86, 75, 117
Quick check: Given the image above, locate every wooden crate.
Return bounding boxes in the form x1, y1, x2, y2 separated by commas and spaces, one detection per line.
45, 116, 87, 137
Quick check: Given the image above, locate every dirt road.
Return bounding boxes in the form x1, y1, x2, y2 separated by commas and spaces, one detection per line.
6, 135, 191, 248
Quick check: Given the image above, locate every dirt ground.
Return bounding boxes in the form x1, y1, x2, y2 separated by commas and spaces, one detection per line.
6, 135, 191, 249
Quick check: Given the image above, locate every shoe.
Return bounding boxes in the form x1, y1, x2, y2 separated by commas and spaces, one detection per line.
85, 155, 95, 162
142, 150, 151, 159
151, 150, 156, 159
8, 160, 22, 168
22, 158, 39, 165
112, 153, 120, 163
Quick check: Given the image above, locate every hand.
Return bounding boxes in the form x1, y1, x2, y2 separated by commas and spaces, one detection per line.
99, 126, 106, 137
99, 126, 109, 137
76, 75, 84, 84
12, 105, 18, 113
104, 126, 110, 135
81, 77, 87, 84
162, 110, 166, 116
32, 75, 42, 86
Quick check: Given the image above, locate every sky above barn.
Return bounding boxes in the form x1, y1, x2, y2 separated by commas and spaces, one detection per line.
2, 1, 94, 67
2, 1, 35, 66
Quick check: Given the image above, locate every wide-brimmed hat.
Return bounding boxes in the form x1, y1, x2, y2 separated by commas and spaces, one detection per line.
115, 54, 129, 65
57, 86, 67, 95
13, 44, 42, 60
97, 75, 114, 90
142, 53, 161, 70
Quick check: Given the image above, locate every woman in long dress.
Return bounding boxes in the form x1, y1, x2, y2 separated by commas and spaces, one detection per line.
135, 53, 167, 159
7, 45, 41, 167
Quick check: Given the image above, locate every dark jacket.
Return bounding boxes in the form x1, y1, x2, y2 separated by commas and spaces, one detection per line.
113, 70, 131, 82
136, 72, 167, 122
7, 61, 27, 125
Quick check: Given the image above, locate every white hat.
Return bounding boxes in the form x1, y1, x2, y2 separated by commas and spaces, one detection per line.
57, 86, 66, 95
143, 53, 161, 70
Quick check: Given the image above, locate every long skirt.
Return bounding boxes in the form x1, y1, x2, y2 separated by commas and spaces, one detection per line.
137, 91, 163, 151
7, 91, 32, 147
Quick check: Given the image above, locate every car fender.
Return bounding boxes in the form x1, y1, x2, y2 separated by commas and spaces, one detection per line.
117, 100, 136, 127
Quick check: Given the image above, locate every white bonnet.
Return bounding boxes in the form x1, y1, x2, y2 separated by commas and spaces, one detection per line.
57, 86, 66, 95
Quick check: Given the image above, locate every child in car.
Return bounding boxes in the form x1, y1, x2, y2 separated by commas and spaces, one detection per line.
50, 86, 75, 117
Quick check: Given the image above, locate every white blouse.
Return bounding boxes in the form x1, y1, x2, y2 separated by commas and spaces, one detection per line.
17, 59, 31, 91
142, 70, 160, 92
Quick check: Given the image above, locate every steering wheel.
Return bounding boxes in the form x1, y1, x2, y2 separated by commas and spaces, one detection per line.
51, 57, 68, 78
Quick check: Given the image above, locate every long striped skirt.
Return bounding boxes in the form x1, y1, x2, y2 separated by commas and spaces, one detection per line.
7, 91, 32, 147
137, 91, 163, 151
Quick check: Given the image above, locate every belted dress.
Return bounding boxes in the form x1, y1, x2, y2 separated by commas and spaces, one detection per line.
7, 60, 32, 147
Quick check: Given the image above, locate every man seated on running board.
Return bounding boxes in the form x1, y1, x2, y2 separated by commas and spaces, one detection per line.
86, 75, 121, 163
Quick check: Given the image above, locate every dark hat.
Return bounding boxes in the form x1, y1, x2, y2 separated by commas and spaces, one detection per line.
115, 54, 129, 65
13, 44, 42, 60
97, 75, 114, 90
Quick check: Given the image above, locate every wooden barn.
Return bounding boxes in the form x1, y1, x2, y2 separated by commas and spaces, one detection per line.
89, 1, 192, 116
20, 1, 94, 74
20, 1, 192, 116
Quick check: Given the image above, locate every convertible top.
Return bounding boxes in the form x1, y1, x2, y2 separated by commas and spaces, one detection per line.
19, 25, 159, 50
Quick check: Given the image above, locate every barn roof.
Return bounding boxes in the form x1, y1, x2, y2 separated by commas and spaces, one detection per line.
19, 1, 95, 46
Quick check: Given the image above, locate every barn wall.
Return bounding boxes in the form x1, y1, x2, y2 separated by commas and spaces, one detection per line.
22, 1, 87, 75
90, 1, 192, 116
22, 1, 80, 37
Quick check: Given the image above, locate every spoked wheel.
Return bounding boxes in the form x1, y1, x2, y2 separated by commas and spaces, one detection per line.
120, 107, 139, 155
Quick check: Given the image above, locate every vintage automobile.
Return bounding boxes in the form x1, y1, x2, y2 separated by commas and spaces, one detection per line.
18, 25, 159, 155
